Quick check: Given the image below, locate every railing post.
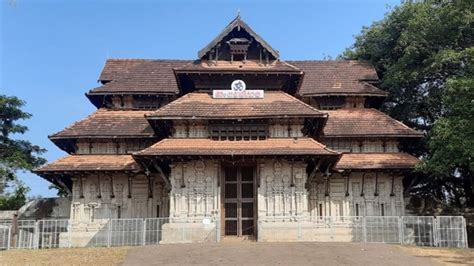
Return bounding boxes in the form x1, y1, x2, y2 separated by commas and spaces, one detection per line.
297, 220, 302, 241
399, 216, 404, 245
215, 217, 220, 243
182, 222, 186, 243
142, 219, 147, 246
68, 220, 72, 248
434, 216, 439, 247
362, 216, 367, 243
40, 220, 44, 249
462, 217, 468, 249
257, 220, 261, 242
7, 226, 11, 250
107, 219, 112, 248
33, 221, 39, 249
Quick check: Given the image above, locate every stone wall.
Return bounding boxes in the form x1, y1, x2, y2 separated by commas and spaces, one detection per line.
307, 172, 404, 218
258, 160, 309, 220
70, 173, 168, 221
65, 160, 406, 244
168, 160, 219, 221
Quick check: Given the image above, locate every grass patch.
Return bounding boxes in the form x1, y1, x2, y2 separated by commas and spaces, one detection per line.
399, 246, 474, 265
0, 247, 129, 266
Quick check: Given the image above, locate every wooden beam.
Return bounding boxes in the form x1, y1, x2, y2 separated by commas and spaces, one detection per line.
152, 160, 171, 190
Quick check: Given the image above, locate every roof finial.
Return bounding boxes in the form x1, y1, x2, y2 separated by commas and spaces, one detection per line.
237, 8, 241, 19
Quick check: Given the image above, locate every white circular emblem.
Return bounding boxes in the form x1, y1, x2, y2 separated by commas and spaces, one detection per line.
231, 80, 246, 92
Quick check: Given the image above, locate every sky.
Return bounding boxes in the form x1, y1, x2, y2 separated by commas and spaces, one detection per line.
0, 0, 400, 198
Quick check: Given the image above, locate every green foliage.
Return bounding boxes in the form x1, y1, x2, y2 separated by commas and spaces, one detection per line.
0, 95, 46, 182
342, 1, 474, 209
0, 181, 30, 210
423, 76, 474, 175
342, 0, 473, 131
48, 184, 69, 197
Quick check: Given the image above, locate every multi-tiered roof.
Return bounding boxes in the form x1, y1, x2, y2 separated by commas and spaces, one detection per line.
35, 15, 422, 191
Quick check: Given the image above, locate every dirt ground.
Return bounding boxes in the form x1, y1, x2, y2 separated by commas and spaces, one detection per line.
0, 247, 129, 266
122, 242, 464, 266
400, 246, 474, 265
0, 243, 472, 265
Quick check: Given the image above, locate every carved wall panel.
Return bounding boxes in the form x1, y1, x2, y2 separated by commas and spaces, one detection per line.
168, 160, 218, 222
308, 172, 404, 218
70, 173, 168, 223
258, 160, 309, 221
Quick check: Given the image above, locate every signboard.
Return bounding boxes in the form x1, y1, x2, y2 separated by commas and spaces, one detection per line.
212, 80, 264, 99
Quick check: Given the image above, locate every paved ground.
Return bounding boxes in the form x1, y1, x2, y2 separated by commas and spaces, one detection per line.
122, 242, 445, 266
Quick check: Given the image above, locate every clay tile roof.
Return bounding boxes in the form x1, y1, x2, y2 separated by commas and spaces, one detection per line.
174, 60, 302, 73
92, 59, 191, 94
334, 153, 419, 170
135, 138, 339, 157
323, 109, 423, 138
49, 109, 155, 139
147, 91, 326, 119
287, 60, 387, 97
34, 155, 140, 173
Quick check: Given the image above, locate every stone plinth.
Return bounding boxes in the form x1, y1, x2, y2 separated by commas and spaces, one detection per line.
258, 222, 361, 242
160, 222, 217, 244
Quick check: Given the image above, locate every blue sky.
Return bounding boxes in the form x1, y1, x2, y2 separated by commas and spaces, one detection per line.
0, 0, 399, 197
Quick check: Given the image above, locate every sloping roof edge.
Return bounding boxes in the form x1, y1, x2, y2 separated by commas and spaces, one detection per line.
198, 15, 279, 59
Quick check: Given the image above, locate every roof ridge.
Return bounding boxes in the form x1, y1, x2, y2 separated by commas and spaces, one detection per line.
106, 58, 193, 62
279, 60, 303, 71
359, 82, 387, 93
307, 138, 340, 154
369, 108, 422, 134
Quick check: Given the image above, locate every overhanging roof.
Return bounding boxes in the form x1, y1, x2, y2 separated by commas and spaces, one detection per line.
288, 60, 386, 97
146, 91, 326, 120
50, 109, 155, 140
34, 155, 141, 173
323, 108, 423, 138
135, 138, 339, 158
174, 60, 301, 73
334, 152, 419, 170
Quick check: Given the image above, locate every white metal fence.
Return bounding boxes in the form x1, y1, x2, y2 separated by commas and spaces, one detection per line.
258, 216, 467, 248
0, 216, 468, 250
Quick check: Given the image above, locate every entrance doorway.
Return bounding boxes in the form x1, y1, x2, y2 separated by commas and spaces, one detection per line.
222, 166, 256, 238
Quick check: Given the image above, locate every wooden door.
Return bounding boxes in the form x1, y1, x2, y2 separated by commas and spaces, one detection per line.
223, 166, 256, 237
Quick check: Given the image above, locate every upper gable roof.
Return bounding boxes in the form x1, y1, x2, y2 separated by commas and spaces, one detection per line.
198, 15, 279, 59
92, 59, 384, 98
288, 60, 386, 97
146, 91, 326, 119
98, 59, 191, 85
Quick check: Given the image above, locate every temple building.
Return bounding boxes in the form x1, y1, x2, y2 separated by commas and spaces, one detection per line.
35, 16, 423, 244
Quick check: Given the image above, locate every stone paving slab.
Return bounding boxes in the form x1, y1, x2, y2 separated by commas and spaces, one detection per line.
122, 242, 441, 266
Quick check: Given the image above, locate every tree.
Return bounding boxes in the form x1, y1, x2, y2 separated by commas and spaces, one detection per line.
0, 95, 46, 209
421, 49, 474, 207
342, 1, 474, 210
48, 184, 69, 198
0, 181, 30, 210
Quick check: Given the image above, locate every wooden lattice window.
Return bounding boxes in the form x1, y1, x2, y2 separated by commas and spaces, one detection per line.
209, 122, 268, 140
